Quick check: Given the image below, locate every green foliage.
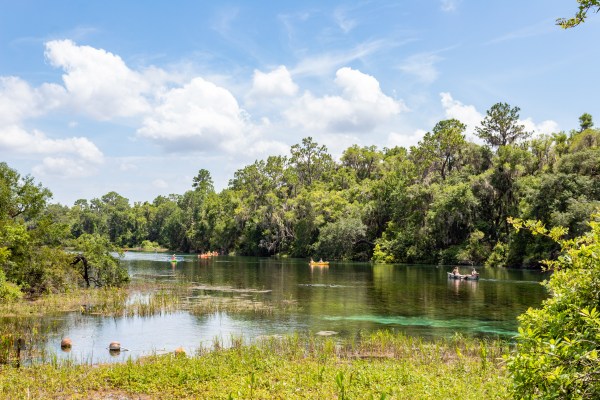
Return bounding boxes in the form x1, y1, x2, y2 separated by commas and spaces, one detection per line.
0, 269, 22, 302
456, 230, 490, 265
140, 240, 159, 250
3, 108, 596, 270
313, 217, 367, 260
485, 242, 508, 268
506, 214, 600, 398
71, 233, 129, 287
475, 102, 530, 148
557, 1, 600, 28
579, 113, 594, 132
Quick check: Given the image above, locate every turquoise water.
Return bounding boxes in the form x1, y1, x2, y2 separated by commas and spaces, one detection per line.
43, 253, 548, 363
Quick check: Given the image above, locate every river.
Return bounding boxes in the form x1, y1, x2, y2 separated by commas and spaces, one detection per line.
40, 252, 548, 364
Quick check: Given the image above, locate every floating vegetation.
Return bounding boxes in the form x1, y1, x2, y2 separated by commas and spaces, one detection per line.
187, 295, 297, 316
191, 284, 272, 294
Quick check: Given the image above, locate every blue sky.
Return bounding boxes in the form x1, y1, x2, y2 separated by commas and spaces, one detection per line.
1, 0, 598, 205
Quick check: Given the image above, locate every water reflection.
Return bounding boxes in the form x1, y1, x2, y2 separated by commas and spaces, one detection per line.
29, 253, 550, 363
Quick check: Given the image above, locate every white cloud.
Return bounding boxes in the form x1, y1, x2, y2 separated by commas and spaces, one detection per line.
440, 92, 483, 135
521, 118, 559, 136
249, 66, 298, 98
137, 77, 249, 152
0, 76, 66, 125
32, 157, 96, 178
440, 92, 559, 139
45, 39, 151, 120
387, 129, 427, 149
0, 125, 103, 163
399, 53, 443, 84
285, 67, 406, 133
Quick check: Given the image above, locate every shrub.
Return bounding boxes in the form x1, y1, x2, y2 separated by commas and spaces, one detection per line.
506, 214, 600, 399
0, 269, 22, 302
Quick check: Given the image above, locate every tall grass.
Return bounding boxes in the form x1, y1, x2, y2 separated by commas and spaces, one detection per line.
0, 331, 510, 399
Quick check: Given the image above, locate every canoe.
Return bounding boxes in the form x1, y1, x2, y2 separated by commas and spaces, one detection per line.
310, 261, 330, 267
447, 272, 479, 281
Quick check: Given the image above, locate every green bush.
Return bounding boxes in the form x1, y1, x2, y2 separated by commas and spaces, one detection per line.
140, 240, 159, 250
0, 269, 22, 302
506, 214, 600, 399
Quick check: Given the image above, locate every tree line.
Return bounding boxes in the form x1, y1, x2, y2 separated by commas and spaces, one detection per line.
1, 103, 599, 297
62, 104, 600, 265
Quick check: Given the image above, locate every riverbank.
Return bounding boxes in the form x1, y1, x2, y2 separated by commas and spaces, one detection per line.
0, 331, 510, 399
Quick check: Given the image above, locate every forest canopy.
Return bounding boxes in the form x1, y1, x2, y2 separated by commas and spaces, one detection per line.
2, 105, 598, 298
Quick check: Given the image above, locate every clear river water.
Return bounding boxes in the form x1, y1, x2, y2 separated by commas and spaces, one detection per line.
40, 252, 549, 364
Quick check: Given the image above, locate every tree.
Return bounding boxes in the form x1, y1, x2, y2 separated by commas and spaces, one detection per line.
507, 214, 600, 398
475, 103, 530, 148
289, 137, 333, 187
0, 162, 52, 221
557, 0, 600, 28
70, 233, 128, 287
414, 119, 467, 181
579, 113, 594, 132
192, 169, 214, 194
341, 145, 382, 181
312, 217, 367, 260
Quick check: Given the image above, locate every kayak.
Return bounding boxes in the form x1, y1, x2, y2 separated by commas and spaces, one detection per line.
447, 272, 479, 281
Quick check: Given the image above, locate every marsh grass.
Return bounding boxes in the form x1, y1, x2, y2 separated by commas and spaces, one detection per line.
0, 331, 510, 399
0, 282, 299, 366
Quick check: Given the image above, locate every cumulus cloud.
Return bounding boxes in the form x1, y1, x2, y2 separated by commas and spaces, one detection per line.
32, 157, 97, 178
440, 92, 483, 134
387, 129, 427, 149
285, 67, 406, 133
0, 124, 104, 178
45, 39, 151, 119
0, 125, 103, 163
249, 66, 298, 98
521, 118, 559, 136
137, 77, 249, 151
440, 92, 559, 138
0, 76, 65, 125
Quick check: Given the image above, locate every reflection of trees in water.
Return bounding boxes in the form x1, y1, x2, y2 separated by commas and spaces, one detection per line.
371, 264, 548, 326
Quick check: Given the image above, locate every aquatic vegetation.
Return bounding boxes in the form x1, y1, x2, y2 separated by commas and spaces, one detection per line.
187, 295, 297, 316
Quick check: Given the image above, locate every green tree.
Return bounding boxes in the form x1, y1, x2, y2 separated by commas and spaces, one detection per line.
312, 217, 367, 260
0, 162, 52, 221
340, 145, 382, 181
192, 169, 214, 193
557, 0, 600, 28
289, 137, 333, 187
579, 112, 594, 132
71, 233, 129, 287
475, 103, 530, 148
413, 119, 467, 181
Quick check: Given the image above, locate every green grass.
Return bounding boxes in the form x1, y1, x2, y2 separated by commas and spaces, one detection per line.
0, 285, 512, 398
0, 331, 511, 399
